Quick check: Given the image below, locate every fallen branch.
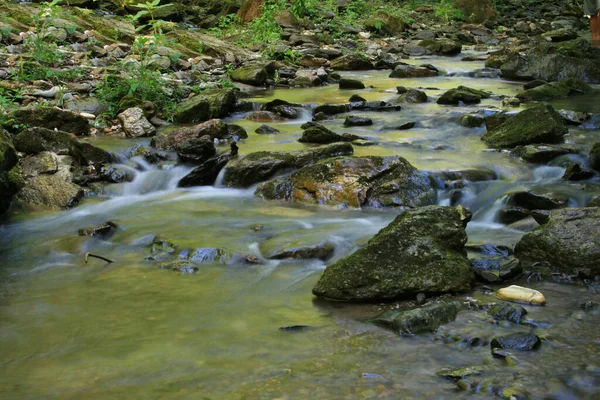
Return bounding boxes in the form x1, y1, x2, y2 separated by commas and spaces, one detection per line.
84, 252, 114, 264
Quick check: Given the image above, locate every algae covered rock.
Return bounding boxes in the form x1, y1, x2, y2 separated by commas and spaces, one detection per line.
172, 88, 236, 124
370, 302, 461, 334
514, 208, 600, 277
0, 129, 21, 215
230, 63, 275, 86
418, 38, 462, 56
389, 64, 438, 78
482, 104, 567, 149
10, 107, 90, 136
256, 155, 437, 209
515, 78, 592, 102
298, 124, 345, 144
312, 206, 474, 301
330, 54, 374, 70
223, 142, 354, 188
437, 86, 490, 105
487, 302, 528, 323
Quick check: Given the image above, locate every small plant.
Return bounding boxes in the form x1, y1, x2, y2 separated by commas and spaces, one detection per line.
434, 0, 463, 23
24, 0, 65, 65
131, 0, 172, 34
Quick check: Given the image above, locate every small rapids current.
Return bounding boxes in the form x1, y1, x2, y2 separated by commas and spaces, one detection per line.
1, 57, 600, 400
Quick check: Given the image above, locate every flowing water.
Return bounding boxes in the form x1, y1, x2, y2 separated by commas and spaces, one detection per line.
1, 52, 600, 399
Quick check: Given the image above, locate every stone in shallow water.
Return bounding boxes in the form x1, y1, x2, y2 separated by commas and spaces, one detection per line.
370, 302, 461, 335
487, 302, 528, 323
496, 285, 546, 305
78, 221, 118, 239
490, 333, 541, 351
159, 260, 198, 274
436, 366, 484, 380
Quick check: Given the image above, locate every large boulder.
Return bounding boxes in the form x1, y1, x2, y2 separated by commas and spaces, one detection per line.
177, 155, 230, 187
157, 119, 229, 151
168, 30, 254, 63
223, 142, 354, 188
176, 135, 217, 164
10, 107, 90, 136
437, 86, 490, 105
230, 63, 275, 86
298, 124, 345, 144
312, 206, 474, 301
514, 207, 600, 277
481, 104, 568, 149
172, 88, 236, 124
330, 54, 374, 70
256, 155, 437, 209
12, 152, 83, 210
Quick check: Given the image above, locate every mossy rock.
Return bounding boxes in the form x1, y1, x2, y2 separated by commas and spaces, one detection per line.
223, 142, 354, 188
590, 142, 600, 170
481, 104, 567, 149
71, 8, 135, 43
10, 107, 90, 136
173, 88, 237, 124
437, 86, 490, 105
312, 206, 474, 301
516, 78, 592, 101
0, 129, 21, 215
419, 38, 462, 56
370, 302, 461, 334
230, 64, 272, 86
256, 155, 437, 209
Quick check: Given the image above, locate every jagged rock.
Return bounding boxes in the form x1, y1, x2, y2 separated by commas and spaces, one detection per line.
10, 107, 90, 136
370, 302, 461, 334
515, 208, 600, 277
172, 88, 236, 124
118, 107, 156, 138
482, 104, 567, 148
223, 142, 354, 188
311, 206, 474, 301
256, 155, 437, 209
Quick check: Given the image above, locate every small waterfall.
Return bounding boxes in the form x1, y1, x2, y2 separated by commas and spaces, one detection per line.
533, 166, 565, 183
121, 157, 191, 196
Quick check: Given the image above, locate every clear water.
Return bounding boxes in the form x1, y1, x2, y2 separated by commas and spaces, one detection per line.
1, 54, 600, 399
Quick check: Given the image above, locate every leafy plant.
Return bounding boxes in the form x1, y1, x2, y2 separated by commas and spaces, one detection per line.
24, 0, 65, 65
131, 0, 172, 34
434, 0, 463, 23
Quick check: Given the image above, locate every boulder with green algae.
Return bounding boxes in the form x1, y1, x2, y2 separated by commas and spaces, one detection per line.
256, 155, 437, 209
437, 86, 491, 105
230, 63, 276, 86
298, 124, 345, 144
516, 78, 592, 101
418, 38, 462, 56
330, 54, 374, 70
223, 142, 354, 188
172, 88, 237, 124
370, 302, 462, 334
312, 206, 474, 301
167, 30, 254, 62
481, 104, 567, 149
0, 129, 22, 215
515, 207, 600, 277
487, 302, 527, 323
10, 107, 90, 136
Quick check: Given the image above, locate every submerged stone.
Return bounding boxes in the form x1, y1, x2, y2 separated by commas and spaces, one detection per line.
370, 302, 461, 334
490, 333, 541, 351
487, 302, 528, 323
312, 206, 474, 301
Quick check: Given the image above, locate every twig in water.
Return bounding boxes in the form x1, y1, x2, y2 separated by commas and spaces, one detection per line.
84, 252, 114, 264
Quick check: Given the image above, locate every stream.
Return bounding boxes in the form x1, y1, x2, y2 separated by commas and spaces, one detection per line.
1, 52, 600, 399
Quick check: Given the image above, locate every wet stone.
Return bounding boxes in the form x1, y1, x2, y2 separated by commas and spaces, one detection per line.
487, 302, 528, 323
78, 221, 118, 239
490, 333, 541, 351
343, 116, 373, 127
255, 125, 280, 135
436, 366, 484, 380
159, 260, 198, 274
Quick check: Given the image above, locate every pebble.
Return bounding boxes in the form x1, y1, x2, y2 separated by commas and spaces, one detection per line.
496, 285, 546, 305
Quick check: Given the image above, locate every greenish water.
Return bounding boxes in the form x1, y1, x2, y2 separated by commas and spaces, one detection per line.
1, 54, 600, 399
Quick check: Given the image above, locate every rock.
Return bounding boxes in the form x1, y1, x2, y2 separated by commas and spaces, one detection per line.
396, 88, 428, 103
178, 155, 229, 187
562, 164, 595, 181
257, 156, 437, 209
481, 104, 568, 149
12, 153, 83, 210
559, 109, 590, 125
580, 114, 600, 130
496, 285, 546, 305
244, 111, 284, 122
313, 104, 351, 115
168, 30, 254, 63
159, 260, 198, 274
10, 107, 90, 136
330, 54, 374, 70
490, 333, 541, 351
455, 0, 495, 23
541, 28, 579, 42
223, 142, 354, 188
311, 206, 474, 301
418, 38, 462, 56
436, 366, 484, 380
187, 247, 233, 264
349, 94, 367, 102
339, 78, 365, 90
291, 70, 322, 87
343, 116, 372, 127
502, 97, 521, 107
272, 105, 298, 119
461, 114, 484, 128
298, 124, 345, 144
523, 80, 547, 90
511, 145, 576, 163
117, 107, 155, 138
437, 86, 490, 105
176, 135, 216, 164
515, 208, 600, 277
161, 119, 229, 151
267, 241, 335, 261
255, 125, 280, 135
364, 11, 406, 35
509, 191, 567, 210
370, 302, 461, 334
78, 221, 118, 239
487, 302, 528, 323
230, 63, 274, 86
516, 78, 592, 102
172, 88, 236, 124
273, 9, 300, 29
590, 143, 600, 170
389, 64, 438, 78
